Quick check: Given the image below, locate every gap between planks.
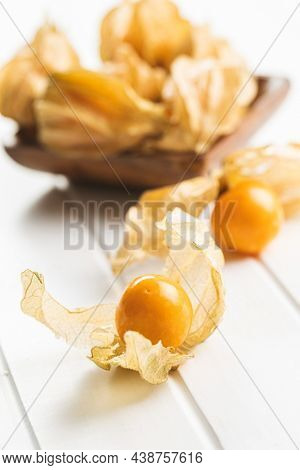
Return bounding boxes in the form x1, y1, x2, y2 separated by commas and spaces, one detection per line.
0, 345, 40, 450
67, 183, 221, 449
259, 258, 300, 312
52, 183, 300, 449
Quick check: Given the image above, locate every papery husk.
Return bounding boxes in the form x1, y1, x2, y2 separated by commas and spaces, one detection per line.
20, 271, 189, 384
223, 144, 300, 217
100, 0, 192, 69
91, 331, 190, 384
0, 23, 79, 127
21, 210, 224, 384
192, 25, 245, 65
21, 270, 116, 350
152, 56, 257, 153
110, 175, 219, 274
35, 69, 166, 158
102, 44, 166, 101
94, 210, 225, 376
160, 209, 225, 348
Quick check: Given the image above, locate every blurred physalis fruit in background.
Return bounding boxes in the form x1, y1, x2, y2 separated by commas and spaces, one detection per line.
211, 180, 283, 255
100, 0, 193, 68
223, 144, 300, 218
0, 23, 79, 127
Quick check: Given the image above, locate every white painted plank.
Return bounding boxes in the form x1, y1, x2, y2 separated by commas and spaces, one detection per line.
261, 216, 300, 306
72, 183, 300, 450
179, 258, 300, 449
96, 226, 300, 448
1, 129, 299, 450
0, 348, 37, 450
0, 0, 299, 451
0, 156, 216, 449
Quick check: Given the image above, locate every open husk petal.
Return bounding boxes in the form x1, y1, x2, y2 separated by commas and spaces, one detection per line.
0, 23, 79, 127
192, 25, 246, 65
160, 209, 225, 348
100, 0, 192, 68
111, 175, 219, 274
21, 209, 225, 384
21, 270, 117, 350
91, 331, 190, 384
223, 144, 300, 217
102, 44, 166, 101
153, 56, 257, 153
20, 271, 189, 384
35, 68, 166, 158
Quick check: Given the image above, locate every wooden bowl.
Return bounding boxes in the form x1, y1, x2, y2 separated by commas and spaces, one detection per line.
4, 76, 289, 189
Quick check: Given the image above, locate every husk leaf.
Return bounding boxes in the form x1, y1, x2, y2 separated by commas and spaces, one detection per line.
160, 209, 225, 348
152, 56, 257, 153
111, 175, 219, 274
21, 270, 116, 350
35, 68, 166, 158
91, 331, 190, 384
21, 210, 224, 384
102, 43, 166, 101
100, 0, 192, 68
192, 24, 246, 65
0, 23, 79, 127
223, 144, 300, 217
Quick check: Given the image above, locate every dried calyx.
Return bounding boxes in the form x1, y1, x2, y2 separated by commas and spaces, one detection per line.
0, 23, 79, 127
150, 55, 257, 153
100, 0, 193, 69
0, 0, 258, 158
110, 175, 219, 274
21, 209, 225, 384
222, 144, 300, 217
35, 69, 166, 158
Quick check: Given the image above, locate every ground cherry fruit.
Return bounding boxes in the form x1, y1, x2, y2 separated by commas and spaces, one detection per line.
116, 274, 193, 348
211, 180, 283, 255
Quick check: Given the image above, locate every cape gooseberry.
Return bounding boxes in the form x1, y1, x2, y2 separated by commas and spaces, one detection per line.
211, 180, 283, 255
116, 274, 193, 348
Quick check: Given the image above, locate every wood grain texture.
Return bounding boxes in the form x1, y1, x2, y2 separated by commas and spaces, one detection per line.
4, 76, 290, 189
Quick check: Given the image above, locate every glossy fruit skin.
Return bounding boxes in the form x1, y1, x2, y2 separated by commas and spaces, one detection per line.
116, 274, 193, 348
211, 180, 283, 255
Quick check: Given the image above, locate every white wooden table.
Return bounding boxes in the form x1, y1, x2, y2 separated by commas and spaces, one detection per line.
0, 0, 299, 450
